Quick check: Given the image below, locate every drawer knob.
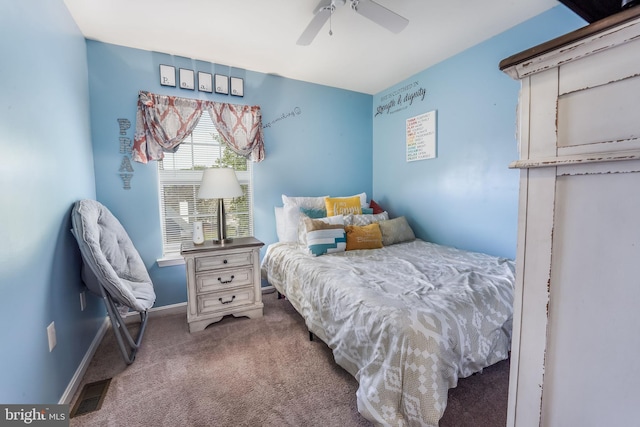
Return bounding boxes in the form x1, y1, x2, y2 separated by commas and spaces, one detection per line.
218, 275, 235, 284
223, 259, 228, 264
219, 295, 236, 305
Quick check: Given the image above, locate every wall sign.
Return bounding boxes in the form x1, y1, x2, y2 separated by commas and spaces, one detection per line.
375, 81, 427, 117
406, 110, 436, 162
198, 72, 212, 93
215, 74, 229, 94
179, 68, 195, 90
263, 107, 302, 129
159, 65, 176, 87
117, 118, 134, 189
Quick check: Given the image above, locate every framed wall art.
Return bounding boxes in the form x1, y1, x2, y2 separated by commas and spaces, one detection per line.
230, 77, 244, 97
179, 69, 195, 90
214, 74, 229, 95
159, 65, 176, 87
198, 72, 213, 93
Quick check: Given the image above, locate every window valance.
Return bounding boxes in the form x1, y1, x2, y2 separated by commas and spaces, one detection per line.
133, 91, 265, 164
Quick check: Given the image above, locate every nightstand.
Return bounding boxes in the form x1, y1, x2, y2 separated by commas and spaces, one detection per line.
181, 237, 264, 333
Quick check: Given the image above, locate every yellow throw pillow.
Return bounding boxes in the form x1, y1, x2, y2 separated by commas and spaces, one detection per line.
345, 223, 383, 250
325, 196, 362, 216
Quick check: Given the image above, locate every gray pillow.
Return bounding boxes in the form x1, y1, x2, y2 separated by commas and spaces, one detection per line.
379, 216, 416, 246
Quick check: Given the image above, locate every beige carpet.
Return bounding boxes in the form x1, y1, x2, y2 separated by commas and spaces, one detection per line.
69, 291, 509, 426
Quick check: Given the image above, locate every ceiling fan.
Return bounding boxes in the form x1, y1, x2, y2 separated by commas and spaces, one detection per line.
297, 0, 409, 46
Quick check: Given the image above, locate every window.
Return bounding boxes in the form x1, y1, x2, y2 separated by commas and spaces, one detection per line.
157, 112, 253, 257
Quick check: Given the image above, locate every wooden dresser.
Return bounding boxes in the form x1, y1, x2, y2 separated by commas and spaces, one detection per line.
500, 8, 640, 427
181, 237, 264, 333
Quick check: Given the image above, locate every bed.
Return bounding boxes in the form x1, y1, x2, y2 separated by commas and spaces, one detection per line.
261, 196, 515, 426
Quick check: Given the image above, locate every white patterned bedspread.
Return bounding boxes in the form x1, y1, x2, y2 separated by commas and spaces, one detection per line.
261, 239, 515, 427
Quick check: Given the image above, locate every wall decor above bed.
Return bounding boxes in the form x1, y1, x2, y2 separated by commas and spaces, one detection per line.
406, 110, 436, 162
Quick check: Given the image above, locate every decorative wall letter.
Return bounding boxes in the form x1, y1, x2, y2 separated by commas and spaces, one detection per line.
117, 118, 134, 189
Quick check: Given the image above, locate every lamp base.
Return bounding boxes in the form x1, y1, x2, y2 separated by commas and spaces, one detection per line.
211, 237, 234, 245
214, 198, 233, 245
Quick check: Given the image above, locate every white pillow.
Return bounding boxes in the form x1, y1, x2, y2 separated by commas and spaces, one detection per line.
282, 195, 328, 210
337, 192, 368, 208
354, 192, 368, 208
275, 207, 286, 242
281, 195, 329, 242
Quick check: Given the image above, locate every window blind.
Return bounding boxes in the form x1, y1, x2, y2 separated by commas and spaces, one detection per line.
157, 112, 253, 256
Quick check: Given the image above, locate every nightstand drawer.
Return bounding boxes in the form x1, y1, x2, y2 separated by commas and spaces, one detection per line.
196, 267, 253, 293
181, 237, 264, 333
195, 252, 252, 272
198, 287, 254, 314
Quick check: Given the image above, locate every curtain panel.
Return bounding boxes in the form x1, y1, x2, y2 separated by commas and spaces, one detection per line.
133, 91, 265, 164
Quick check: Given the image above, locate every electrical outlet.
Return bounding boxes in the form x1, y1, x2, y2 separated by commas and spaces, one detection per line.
47, 322, 56, 352
80, 291, 86, 311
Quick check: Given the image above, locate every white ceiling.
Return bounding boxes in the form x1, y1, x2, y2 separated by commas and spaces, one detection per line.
63, 0, 560, 95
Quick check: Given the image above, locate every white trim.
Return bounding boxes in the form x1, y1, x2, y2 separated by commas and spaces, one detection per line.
60, 291, 278, 404
59, 317, 110, 404
123, 302, 188, 324
157, 254, 185, 267
261, 285, 275, 294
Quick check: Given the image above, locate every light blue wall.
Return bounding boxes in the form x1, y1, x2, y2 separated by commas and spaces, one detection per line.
86, 42, 373, 307
0, 0, 103, 403
0, 1, 585, 405
372, 6, 585, 259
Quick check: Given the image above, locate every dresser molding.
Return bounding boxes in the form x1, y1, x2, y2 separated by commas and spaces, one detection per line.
502, 10, 640, 427
509, 148, 640, 169
500, 7, 640, 80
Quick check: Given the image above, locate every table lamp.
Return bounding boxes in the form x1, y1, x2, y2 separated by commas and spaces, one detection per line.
197, 167, 243, 244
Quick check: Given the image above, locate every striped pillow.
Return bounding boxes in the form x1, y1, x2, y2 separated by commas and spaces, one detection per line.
303, 217, 346, 256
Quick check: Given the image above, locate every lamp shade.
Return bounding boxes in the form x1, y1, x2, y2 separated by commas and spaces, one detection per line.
197, 167, 243, 199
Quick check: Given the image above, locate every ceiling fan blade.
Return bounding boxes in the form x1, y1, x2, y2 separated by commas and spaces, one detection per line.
297, 2, 333, 46
352, 0, 408, 33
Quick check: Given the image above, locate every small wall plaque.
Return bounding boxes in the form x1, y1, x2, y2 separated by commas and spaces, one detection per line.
198, 72, 212, 93
179, 69, 195, 90
231, 77, 244, 97
159, 65, 176, 87
215, 74, 229, 94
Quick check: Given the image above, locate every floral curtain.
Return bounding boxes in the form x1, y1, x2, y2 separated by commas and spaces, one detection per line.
133, 91, 265, 164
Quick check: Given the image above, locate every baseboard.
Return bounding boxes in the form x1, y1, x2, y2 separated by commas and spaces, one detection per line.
123, 302, 188, 325
61, 291, 275, 403
59, 317, 110, 404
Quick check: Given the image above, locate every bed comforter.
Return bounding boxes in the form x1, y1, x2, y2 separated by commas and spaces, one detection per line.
261, 239, 515, 427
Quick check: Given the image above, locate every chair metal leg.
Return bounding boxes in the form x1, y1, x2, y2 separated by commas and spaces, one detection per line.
99, 285, 149, 365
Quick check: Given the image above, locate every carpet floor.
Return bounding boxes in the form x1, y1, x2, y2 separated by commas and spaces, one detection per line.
69, 291, 509, 426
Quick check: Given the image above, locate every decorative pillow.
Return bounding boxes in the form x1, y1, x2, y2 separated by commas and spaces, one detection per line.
345, 223, 383, 251
379, 216, 416, 246
298, 214, 344, 246
281, 195, 328, 210
325, 196, 362, 216
281, 195, 329, 242
352, 192, 368, 208
361, 207, 374, 214
343, 211, 389, 226
304, 217, 346, 256
369, 199, 385, 214
299, 207, 327, 218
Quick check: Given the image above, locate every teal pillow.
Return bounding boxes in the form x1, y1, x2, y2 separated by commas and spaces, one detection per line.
300, 207, 327, 218
361, 207, 374, 214
303, 217, 346, 256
